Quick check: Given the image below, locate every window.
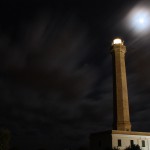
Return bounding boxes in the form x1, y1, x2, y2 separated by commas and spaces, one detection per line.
142, 140, 145, 147
130, 140, 134, 146
118, 139, 121, 147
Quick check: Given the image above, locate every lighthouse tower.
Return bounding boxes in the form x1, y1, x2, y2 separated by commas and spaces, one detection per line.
111, 38, 131, 131
90, 38, 150, 150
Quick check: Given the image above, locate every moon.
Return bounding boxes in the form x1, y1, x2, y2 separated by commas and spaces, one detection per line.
132, 11, 150, 31
139, 18, 144, 24
126, 6, 150, 33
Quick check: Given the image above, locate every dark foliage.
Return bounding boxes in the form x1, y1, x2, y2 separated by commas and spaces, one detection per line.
112, 147, 120, 150
125, 144, 142, 150
0, 128, 11, 150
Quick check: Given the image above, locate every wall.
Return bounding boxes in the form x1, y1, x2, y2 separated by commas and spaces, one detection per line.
112, 133, 150, 150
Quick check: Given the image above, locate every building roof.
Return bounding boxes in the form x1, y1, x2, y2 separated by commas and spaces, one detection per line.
90, 130, 150, 137
112, 130, 150, 136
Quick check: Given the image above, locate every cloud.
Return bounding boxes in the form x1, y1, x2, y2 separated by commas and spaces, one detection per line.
0, 1, 150, 150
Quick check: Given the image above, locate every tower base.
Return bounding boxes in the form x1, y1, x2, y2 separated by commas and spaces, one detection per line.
90, 130, 150, 150
113, 121, 131, 131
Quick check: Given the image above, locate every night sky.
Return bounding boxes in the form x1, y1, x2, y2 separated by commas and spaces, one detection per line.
0, 0, 150, 150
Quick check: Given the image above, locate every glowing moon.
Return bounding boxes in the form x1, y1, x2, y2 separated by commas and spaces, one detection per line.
126, 6, 150, 33
139, 18, 144, 24
132, 11, 149, 30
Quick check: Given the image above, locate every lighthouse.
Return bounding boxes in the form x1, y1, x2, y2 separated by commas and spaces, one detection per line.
111, 38, 131, 131
90, 38, 150, 150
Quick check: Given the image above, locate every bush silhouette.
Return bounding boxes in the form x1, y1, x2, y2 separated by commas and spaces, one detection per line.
125, 144, 142, 150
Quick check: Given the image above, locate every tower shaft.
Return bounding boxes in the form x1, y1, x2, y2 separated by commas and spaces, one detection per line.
111, 42, 131, 131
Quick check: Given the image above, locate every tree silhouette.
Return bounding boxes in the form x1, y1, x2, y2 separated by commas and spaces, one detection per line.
112, 147, 120, 150
125, 144, 142, 150
0, 128, 11, 150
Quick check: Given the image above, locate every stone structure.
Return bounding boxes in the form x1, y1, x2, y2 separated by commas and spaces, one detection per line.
90, 38, 150, 150
90, 130, 150, 150
111, 38, 131, 131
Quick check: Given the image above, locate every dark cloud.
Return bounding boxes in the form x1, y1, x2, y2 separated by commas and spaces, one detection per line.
0, 0, 150, 150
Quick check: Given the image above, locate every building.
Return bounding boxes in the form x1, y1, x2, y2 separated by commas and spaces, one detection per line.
90, 38, 150, 150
